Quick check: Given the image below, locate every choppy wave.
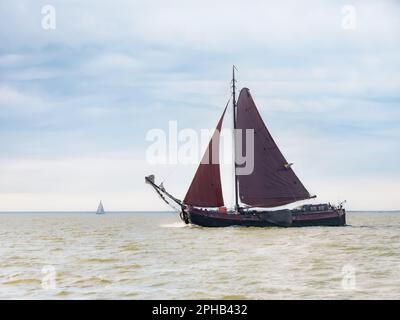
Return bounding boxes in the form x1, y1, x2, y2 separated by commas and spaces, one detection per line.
0, 212, 399, 299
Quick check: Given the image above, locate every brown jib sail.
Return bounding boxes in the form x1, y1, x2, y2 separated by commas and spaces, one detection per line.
183, 106, 227, 207
236, 88, 311, 207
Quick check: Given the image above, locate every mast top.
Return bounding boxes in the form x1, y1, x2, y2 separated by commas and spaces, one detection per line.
232, 65, 237, 101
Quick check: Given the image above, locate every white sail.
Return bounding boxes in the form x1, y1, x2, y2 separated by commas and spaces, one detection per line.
219, 103, 235, 210
96, 201, 105, 214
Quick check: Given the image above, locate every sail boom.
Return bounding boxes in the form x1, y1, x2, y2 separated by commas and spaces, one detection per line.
241, 196, 311, 208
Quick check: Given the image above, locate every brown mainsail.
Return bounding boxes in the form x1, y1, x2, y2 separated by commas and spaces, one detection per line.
236, 88, 311, 207
183, 106, 227, 207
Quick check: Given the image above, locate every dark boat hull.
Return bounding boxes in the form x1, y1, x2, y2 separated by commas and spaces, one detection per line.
292, 210, 346, 227
187, 207, 346, 228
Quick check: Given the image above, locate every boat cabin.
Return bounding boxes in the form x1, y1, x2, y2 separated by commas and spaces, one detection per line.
293, 203, 333, 213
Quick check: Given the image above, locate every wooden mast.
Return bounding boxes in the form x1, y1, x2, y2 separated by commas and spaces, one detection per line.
232, 66, 239, 212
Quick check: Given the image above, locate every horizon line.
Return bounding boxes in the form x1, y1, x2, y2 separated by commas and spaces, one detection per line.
0, 209, 399, 213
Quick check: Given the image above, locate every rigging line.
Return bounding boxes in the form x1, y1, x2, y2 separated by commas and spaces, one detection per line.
154, 187, 181, 214
160, 165, 179, 190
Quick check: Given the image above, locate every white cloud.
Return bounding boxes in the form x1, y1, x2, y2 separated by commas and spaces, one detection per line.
82, 53, 140, 75
1, 1, 399, 50
0, 53, 26, 66
0, 86, 47, 112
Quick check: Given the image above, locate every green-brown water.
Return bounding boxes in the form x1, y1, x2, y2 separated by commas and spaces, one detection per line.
0, 211, 399, 299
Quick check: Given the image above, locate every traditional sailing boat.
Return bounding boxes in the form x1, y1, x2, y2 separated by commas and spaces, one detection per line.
146, 67, 346, 227
96, 201, 105, 215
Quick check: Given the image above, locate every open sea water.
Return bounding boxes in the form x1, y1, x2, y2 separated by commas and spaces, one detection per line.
0, 211, 399, 299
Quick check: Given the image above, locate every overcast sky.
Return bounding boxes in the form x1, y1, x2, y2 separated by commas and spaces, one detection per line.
0, 0, 399, 211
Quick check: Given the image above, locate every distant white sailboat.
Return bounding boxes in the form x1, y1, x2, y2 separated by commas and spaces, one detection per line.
96, 201, 105, 215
